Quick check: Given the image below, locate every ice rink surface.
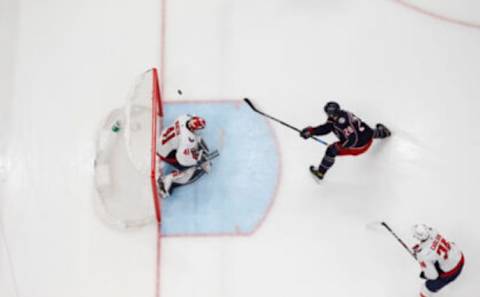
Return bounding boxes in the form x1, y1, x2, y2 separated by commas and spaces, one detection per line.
1, 0, 479, 296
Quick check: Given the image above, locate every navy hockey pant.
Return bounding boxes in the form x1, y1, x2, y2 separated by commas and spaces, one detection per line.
426, 255, 464, 293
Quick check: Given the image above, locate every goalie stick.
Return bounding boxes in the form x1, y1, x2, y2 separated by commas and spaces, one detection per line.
156, 149, 220, 198
192, 149, 219, 174
156, 149, 219, 168
369, 221, 417, 260
243, 98, 327, 145
201, 149, 219, 163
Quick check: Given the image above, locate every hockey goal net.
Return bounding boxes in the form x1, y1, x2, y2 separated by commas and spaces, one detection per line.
94, 68, 162, 229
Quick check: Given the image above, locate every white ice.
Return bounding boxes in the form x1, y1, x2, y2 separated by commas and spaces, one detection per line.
1, 0, 479, 297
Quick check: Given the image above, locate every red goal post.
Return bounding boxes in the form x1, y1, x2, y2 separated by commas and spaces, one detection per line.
150, 68, 162, 224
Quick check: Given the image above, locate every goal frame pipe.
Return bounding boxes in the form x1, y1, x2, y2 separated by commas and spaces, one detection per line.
151, 68, 162, 224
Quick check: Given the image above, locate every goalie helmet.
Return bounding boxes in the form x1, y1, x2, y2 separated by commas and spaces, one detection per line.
412, 224, 433, 242
324, 101, 340, 117
187, 116, 206, 132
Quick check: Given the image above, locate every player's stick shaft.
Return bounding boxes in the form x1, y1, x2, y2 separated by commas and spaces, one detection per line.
243, 98, 327, 145
380, 222, 417, 260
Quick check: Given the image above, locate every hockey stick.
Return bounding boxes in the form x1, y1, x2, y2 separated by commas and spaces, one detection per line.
243, 98, 328, 145
157, 150, 220, 199
191, 149, 219, 176
157, 150, 220, 173
156, 148, 219, 161
202, 149, 219, 161
372, 221, 417, 260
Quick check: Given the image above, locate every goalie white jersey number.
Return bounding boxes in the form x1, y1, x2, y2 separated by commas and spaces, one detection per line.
157, 115, 202, 167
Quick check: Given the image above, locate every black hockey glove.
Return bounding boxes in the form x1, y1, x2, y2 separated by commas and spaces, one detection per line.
300, 127, 314, 139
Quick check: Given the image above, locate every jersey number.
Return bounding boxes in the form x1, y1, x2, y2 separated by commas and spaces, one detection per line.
435, 238, 451, 260
161, 126, 176, 145
351, 115, 365, 133
343, 126, 355, 137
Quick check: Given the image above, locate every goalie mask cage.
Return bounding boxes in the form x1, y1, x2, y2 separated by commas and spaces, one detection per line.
94, 68, 162, 229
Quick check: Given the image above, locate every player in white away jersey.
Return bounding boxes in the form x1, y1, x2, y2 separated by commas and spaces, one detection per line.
156, 114, 212, 198
411, 224, 465, 297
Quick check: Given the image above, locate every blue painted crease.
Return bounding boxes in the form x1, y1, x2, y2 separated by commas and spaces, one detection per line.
160, 102, 279, 236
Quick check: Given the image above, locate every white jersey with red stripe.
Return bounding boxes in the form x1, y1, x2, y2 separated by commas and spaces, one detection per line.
415, 230, 463, 280
157, 115, 203, 167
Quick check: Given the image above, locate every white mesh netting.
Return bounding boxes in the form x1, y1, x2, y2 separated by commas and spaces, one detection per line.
94, 68, 161, 229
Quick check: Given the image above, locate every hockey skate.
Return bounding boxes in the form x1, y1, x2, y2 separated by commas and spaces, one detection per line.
375, 123, 391, 138
309, 166, 324, 183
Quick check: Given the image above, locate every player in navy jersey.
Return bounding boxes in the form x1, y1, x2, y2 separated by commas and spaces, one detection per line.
300, 101, 391, 180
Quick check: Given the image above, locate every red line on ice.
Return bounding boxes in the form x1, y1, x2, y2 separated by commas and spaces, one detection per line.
393, 0, 480, 30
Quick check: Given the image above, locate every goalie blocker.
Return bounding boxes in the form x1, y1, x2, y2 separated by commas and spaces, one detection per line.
156, 114, 218, 198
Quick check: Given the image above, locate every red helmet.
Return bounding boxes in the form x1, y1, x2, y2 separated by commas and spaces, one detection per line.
187, 116, 206, 132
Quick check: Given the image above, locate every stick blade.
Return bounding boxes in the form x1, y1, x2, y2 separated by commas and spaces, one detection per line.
243, 98, 257, 111
366, 221, 386, 231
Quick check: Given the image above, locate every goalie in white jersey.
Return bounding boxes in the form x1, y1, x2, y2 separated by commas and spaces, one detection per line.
412, 224, 465, 297
156, 114, 215, 198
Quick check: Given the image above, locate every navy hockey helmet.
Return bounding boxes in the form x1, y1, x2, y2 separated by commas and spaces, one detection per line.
324, 101, 340, 117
